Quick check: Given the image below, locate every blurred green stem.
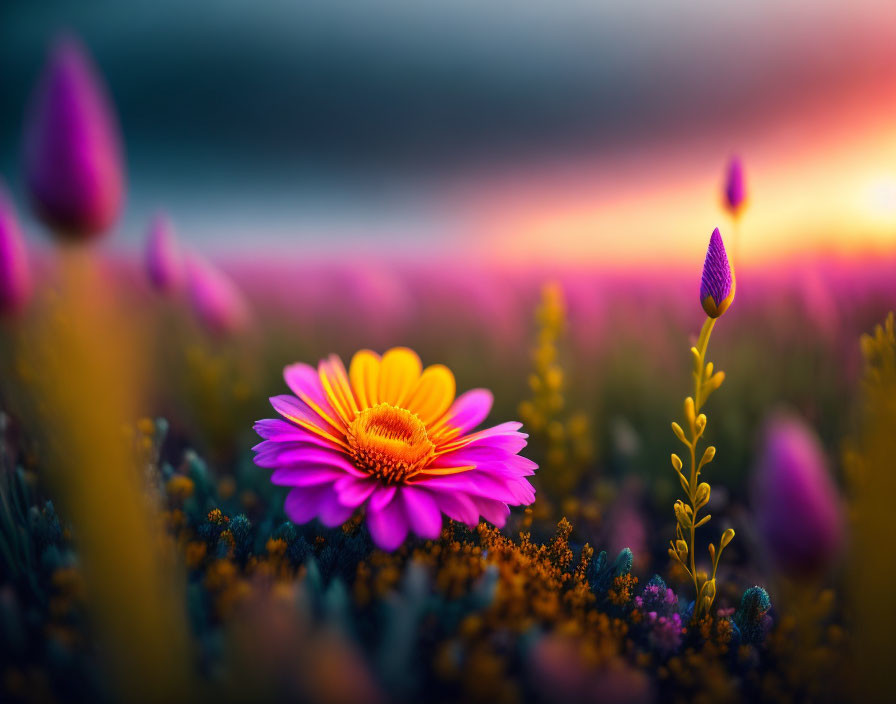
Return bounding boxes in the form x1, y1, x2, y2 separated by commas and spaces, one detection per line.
688, 317, 715, 594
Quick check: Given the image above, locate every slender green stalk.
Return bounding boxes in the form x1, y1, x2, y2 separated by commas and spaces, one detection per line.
669, 316, 734, 620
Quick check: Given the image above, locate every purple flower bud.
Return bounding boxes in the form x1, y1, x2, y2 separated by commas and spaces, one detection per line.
185, 253, 249, 336
752, 413, 844, 576
700, 228, 735, 318
0, 183, 33, 316
724, 157, 746, 215
23, 35, 124, 240
145, 213, 183, 293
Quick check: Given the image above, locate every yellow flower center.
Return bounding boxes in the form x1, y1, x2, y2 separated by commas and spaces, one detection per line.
346, 403, 435, 484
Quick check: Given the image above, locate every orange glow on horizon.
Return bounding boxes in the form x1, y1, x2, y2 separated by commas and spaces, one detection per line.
461, 91, 896, 269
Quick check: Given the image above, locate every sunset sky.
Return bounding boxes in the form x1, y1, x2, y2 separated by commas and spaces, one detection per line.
469, 94, 896, 267
2, 0, 896, 267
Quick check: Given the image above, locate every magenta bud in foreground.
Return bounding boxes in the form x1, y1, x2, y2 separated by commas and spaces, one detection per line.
145, 213, 183, 293
23, 35, 124, 240
752, 413, 844, 576
185, 254, 249, 336
0, 183, 33, 316
700, 227, 735, 318
724, 157, 746, 215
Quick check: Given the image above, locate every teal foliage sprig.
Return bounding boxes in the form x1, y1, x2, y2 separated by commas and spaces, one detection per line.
734, 586, 772, 644
588, 546, 634, 596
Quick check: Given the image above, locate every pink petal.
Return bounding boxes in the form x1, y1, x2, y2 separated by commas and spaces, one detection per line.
252, 438, 317, 454
318, 491, 356, 527
431, 445, 515, 469
254, 418, 322, 443
430, 491, 480, 526
253, 442, 334, 468
443, 389, 493, 433
505, 455, 539, 475
284, 485, 332, 524
368, 485, 397, 512
417, 472, 530, 505
471, 496, 511, 527
334, 475, 379, 507
441, 422, 526, 453
254, 444, 362, 475
460, 457, 538, 481
284, 363, 344, 429
269, 395, 344, 445
271, 467, 347, 487
400, 486, 442, 540
366, 498, 409, 551
468, 433, 528, 454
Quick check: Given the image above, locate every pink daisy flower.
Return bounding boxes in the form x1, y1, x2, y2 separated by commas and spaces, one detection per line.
253, 347, 537, 550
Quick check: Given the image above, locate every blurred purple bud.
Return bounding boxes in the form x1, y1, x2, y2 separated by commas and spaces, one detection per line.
185, 254, 249, 336
724, 157, 746, 215
700, 228, 735, 318
145, 213, 183, 293
23, 35, 124, 240
753, 413, 844, 576
0, 183, 33, 316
